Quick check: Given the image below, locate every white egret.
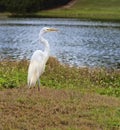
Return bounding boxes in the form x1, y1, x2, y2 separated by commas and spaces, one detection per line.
27, 27, 58, 91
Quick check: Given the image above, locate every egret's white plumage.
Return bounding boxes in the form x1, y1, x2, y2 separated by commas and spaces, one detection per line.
27, 27, 57, 91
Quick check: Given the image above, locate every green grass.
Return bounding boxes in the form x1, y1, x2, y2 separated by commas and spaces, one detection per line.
0, 0, 120, 21
0, 57, 120, 129
0, 60, 27, 89
35, 0, 120, 21
0, 57, 120, 96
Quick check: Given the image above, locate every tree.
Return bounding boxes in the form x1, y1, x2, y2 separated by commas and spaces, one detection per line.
0, 0, 71, 13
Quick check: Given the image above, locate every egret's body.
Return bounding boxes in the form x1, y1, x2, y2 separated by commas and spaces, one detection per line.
27, 27, 57, 91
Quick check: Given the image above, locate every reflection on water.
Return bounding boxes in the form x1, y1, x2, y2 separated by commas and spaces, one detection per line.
0, 18, 120, 68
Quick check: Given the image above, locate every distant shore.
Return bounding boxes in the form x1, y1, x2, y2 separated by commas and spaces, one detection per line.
0, 12, 120, 22
0, 0, 120, 22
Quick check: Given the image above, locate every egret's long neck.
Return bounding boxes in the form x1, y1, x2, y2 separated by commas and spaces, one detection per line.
39, 33, 50, 57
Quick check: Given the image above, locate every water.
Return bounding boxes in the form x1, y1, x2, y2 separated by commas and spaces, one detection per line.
0, 18, 120, 68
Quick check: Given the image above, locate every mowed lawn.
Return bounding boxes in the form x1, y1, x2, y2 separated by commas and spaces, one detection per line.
36, 0, 120, 21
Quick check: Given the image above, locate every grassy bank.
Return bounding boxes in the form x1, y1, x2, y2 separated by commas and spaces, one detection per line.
0, 0, 120, 21
0, 57, 120, 96
0, 58, 120, 129
35, 0, 120, 21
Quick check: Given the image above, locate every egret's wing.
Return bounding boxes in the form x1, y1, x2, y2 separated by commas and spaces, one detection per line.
27, 50, 45, 87
30, 50, 44, 62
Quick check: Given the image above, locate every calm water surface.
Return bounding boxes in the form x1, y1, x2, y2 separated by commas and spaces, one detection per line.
0, 18, 120, 68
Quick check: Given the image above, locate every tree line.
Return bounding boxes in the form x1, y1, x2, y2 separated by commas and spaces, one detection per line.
0, 0, 71, 13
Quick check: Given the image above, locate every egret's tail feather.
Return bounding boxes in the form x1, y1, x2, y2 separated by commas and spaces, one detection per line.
27, 76, 37, 88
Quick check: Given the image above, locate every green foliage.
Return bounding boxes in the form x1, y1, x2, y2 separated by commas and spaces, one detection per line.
0, 60, 27, 89
90, 106, 120, 129
97, 87, 120, 97
0, 57, 120, 97
0, 0, 71, 13
36, 0, 120, 21
0, 0, 120, 21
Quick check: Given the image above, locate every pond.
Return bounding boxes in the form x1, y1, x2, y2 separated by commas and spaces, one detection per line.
0, 18, 120, 68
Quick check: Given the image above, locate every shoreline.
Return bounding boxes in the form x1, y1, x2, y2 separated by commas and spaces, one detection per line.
0, 0, 120, 22
0, 13, 120, 23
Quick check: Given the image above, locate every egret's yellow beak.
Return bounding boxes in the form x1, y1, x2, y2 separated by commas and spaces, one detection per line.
48, 28, 58, 32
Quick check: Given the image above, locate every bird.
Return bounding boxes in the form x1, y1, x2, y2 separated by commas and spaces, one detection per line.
27, 27, 58, 91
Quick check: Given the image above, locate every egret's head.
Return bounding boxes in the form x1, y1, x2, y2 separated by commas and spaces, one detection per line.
40, 27, 58, 35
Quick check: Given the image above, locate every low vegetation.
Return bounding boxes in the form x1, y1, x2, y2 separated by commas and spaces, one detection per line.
0, 57, 120, 129
0, 87, 120, 130
0, 0, 71, 13
36, 0, 120, 21
0, 0, 120, 21
0, 57, 120, 97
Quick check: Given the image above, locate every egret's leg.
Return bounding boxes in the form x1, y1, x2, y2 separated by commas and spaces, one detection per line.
38, 80, 40, 91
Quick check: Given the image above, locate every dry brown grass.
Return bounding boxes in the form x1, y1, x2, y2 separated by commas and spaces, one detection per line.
0, 57, 120, 129
0, 87, 120, 130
